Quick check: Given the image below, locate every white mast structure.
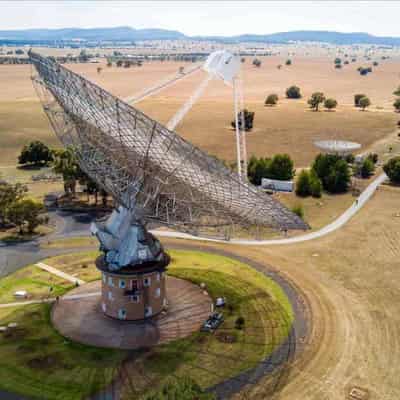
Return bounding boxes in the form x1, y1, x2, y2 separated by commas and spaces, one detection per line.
125, 50, 248, 181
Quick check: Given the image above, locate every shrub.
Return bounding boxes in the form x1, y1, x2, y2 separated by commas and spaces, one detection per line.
309, 170, 323, 197
295, 170, 311, 197
291, 204, 304, 219
367, 153, 378, 164
383, 157, 400, 184
235, 316, 245, 330
324, 98, 338, 111
335, 64, 342, 69
286, 85, 302, 99
354, 94, 366, 107
265, 94, 278, 106
344, 60, 350, 65
373, 61, 379, 66
394, 86, 400, 96
359, 96, 371, 110
345, 154, 355, 163
143, 376, 215, 400
286, 59, 292, 65
394, 98, 400, 112
252, 58, 261, 67
334, 57, 342, 65
360, 158, 375, 178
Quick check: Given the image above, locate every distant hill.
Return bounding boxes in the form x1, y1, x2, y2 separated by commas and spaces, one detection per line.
0, 27, 399, 46
0, 26, 185, 42
205, 31, 400, 46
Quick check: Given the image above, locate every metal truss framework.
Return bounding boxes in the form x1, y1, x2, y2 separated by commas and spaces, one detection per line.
30, 51, 308, 238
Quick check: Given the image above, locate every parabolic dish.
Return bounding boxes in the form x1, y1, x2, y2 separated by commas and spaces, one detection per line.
314, 140, 361, 154
29, 51, 307, 238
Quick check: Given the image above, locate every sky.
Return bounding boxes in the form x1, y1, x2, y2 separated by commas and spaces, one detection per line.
1, 1, 399, 37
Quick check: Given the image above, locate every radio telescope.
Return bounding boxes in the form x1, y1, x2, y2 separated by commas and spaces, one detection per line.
30, 51, 307, 321
126, 50, 248, 180
314, 140, 361, 155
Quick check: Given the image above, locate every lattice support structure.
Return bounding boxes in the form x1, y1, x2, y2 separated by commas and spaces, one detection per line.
30, 51, 308, 239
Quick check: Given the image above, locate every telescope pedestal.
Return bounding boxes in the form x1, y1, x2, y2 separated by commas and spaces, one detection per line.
96, 253, 169, 321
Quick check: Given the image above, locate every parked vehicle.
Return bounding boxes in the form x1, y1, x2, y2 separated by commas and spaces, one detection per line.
201, 312, 224, 332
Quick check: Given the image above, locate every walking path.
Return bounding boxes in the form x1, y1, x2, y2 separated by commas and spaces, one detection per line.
0, 291, 100, 309
151, 173, 387, 245
0, 298, 55, 308
35, 262, 86, 285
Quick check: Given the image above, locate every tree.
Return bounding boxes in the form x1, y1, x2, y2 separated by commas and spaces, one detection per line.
6, 199, 45, 234
268, 154, 295, 181
312, 153, 350, 193
52, 148, 81, 195
394, 98, 400, 112
360, 157, 375, 178
308, 92, 326, 111
296, 169, 322, 197
373, 61, 379, 66
286, 59, 292, 65
334, 57, 341, 65
286, 85, 302, 99
0, 181, 28, 226
359, 96, 371, 111
116, 60, 123, 67
324, 98, 338, 111
325, 159, 350, 193
252, 58, 261, 67
383, 157, 400, 184
18, 141, 53, 167
231, 109, 255, 132
295, 170, 311, 197
354, 94, 366, 107
394, 86, 400, 96
265, 94, 278, 106
79, 50, 89, 63
247, 156, 270, 185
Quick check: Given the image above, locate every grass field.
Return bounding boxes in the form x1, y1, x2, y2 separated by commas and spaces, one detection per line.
0, 264, 71, 303
164, 184, 400, 400
0, 249, 293, 399
0, 304, 125, 400
0, 58, 398, 169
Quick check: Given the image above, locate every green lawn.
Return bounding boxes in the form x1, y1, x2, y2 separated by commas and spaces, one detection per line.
0, 265, 71, 304
0, 249, 294, 399
0, 304, 125, 400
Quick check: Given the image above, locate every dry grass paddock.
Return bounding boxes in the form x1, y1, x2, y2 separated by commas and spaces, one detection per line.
0, 53, 399, 167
